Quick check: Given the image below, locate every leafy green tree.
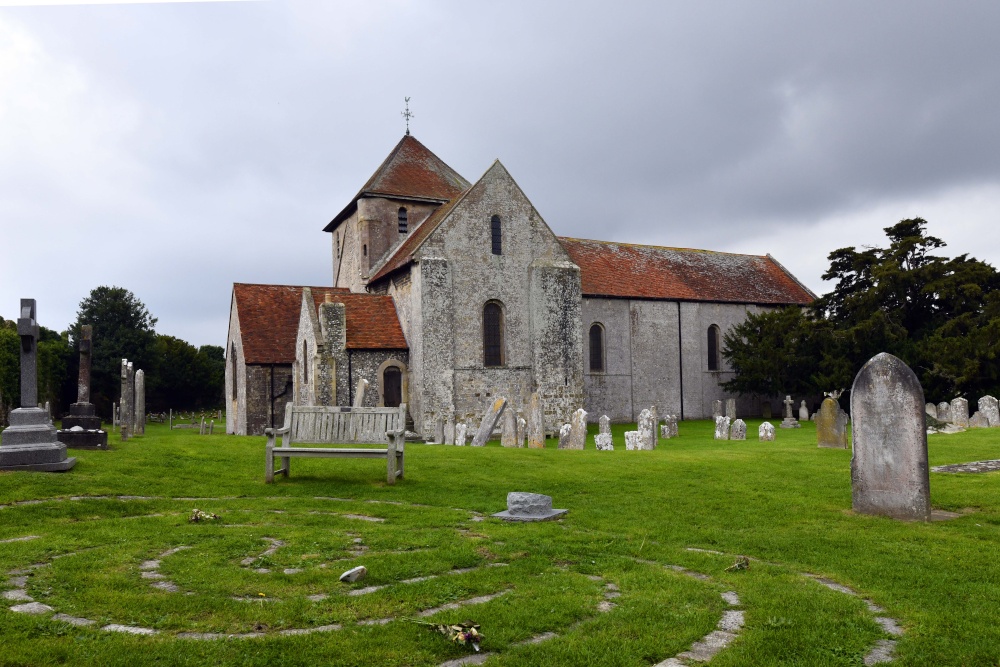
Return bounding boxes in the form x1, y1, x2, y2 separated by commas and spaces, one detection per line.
68, 287, 158, 418
147, 336, 223, 411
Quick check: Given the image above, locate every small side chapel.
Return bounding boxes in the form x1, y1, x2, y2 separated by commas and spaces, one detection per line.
226, 135, 814, 437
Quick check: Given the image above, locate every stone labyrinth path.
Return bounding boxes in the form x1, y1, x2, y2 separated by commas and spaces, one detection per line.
0, 495, 902, 665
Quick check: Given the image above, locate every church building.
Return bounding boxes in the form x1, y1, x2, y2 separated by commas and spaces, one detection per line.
226, 135, 814, 436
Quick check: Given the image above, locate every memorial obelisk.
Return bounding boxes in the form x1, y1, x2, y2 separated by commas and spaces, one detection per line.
0, 299, 77, 471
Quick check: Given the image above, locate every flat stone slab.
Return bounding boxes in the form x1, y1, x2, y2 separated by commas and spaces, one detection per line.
932, 460, 1000, 473
492, 508, 567, 522
102, 624, 158, 635
493, 491, 568, 522
52, 613, 96, 626
10, 601, 53, 614
2, 589, 33, 601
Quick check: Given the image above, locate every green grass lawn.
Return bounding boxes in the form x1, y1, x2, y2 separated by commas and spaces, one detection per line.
1, 419, 999, 666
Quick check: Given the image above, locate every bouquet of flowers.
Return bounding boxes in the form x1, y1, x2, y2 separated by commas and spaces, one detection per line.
410, 619, 483, 652
189, 509, 219, 522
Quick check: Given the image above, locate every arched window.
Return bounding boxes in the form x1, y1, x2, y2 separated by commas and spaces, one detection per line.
707, 324, 721, 371
398, 207, 408, 234
491, 215, 502, 255
483, 302, 504, 367
589, 323, 605, 372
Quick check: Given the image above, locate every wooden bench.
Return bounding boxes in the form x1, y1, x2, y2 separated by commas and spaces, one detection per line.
264, 404, 406, 484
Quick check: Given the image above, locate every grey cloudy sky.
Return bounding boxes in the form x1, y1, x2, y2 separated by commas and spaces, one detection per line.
2, 0, 1000, 347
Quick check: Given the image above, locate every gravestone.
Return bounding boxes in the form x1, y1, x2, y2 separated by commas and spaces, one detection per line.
761, 401, 772, 419
637, 409, 656, 449
444, 415, 455, 445
566, 408, 588, 449
667, 414, 679, 438
599, 414, 610, 435
624, 431, 642, 450
517, 417, 527, 448
712, 400, 723, 420
798, 400, 809, 422
0, 300, 76, 472
969, 411, 989, 429
660, 423, 671, 439
501, 408, 518, 447
979, 396, 1000, 427
57, 325, 108, 449
816, 397, 848, 448
925, 403, 937, 420
714, 416, 730, 440
730, 418, 747, 440
493, 492, 567, 522
526, 392, 545, 449
937, 401, 951, 423
595, 414, 613, 450
353, 378, 369, 407
950, 397, 969, 428
471, 397, 507, 447
455, 422, 468, 446
650, 405, 659, 440
134, 369, 145, 435
557, 423, 572, 449
725, 398, 736, 419
850, 352, 930, 521
120, 360, 130, 441
780, 395, 800, 428
759, 422, 775, 441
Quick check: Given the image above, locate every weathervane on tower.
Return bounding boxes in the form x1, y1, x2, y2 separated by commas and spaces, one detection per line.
402, 97, 414, 135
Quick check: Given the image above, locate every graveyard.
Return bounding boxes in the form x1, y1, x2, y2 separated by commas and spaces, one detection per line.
2, 418, 1000, 666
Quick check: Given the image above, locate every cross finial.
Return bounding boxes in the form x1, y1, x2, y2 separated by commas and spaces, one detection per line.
401, 97, 414, 136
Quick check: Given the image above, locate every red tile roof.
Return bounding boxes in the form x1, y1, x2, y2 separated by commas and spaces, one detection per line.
233, 284, 406, 364
307, 287, 408, 350
324, 135, 469, 232
558, 238, 815, 305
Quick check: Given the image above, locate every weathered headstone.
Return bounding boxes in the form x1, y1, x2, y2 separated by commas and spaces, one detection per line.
500, 407, 518, 448
557, 423, 572, 449
599, 414, 610, 435
759, 422, 775, 441
566, 408, 588, 449
780, 395, 800, 428
120, 360, 130, 441
624, 431, 642, 450
455, 422, 468, 446
725, 398, 736, 419
798, 400, 809, 422
517, 416, 527, 448
637, 409, 656, 449
57, 325, 108, 449
925, 403, 937, 420
978, 395, 1000, 427
714, 415, 730, 440
471, 397, 507, 447
969, 411, 989, 428
730, 418, 746, 440
667, 414, 679, 438
595, 433, 613, 450
444, 415, 455, 445
850, 352, 930, 521
134, 369, 145, 436
493, 492, 567, 522
526, 392, 545, 449
937, 401, 952, 423
0, 300, 76, 472
432, 415, 445, 444
353, 378, 369, 407
950, 397, 969, 428
761, 401, 772, 419
816, 397, 848, 448
660, 423, 671, 439
712, 400, 723, 420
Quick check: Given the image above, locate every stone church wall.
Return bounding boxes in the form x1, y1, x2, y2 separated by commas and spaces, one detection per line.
358, 197, 438, 274
244, 364, 293, 436
225, 302, 246, 435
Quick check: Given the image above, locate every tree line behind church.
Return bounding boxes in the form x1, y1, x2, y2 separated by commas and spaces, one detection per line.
723, 219, 1000, 403
0, 286, 224, 422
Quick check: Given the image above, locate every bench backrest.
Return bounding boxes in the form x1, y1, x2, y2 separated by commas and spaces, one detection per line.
282, 404, 406, 445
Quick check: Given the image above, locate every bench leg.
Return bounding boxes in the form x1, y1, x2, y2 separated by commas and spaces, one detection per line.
282, 454, 290, 478
397, 450, 404, 479
386, 444, 397, 485
265, 444, 274, 483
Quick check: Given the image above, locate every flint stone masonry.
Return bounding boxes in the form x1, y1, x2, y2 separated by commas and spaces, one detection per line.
637, 409, 656, 450
978, 396, 1000, 427
714, 416, 730, 440
595, 433, 613, 450
759, 422, 775, 441
730, 419, 746, 440
937, 402, 952, 423
1, 299, 76, 472
526, 392, 545, 448
969, 412, 989, 429
567, 408, 588, 449
557, 423, 572, 449
624, 431, 642, 450
925, 403, 937, 420
850, 352, 931, 521
950, 397, 969, 428
501, 408, 518, 447
816, 397, 849, 449
493, 492, 567, 522
471, 397, 507, 447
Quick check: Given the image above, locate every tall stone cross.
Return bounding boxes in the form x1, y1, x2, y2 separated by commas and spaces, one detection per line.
78, 325, 92, 404
783, 395, 794, 419
17, 299, 40, 409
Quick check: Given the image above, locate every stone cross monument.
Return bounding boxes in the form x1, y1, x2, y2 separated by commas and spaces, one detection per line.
57, 325, 108, 449
0, 299, 76, 471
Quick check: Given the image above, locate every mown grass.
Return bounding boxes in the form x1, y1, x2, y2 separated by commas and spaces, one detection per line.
0, 419, 998, 666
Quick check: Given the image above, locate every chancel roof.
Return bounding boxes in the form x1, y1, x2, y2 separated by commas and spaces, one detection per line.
232, 283, 406, 364
323, 135, 469, 232
558, 237, 816, 305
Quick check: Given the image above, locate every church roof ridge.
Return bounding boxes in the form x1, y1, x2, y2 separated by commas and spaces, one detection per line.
323, 135, 469, 232
556, 236, 768, 259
